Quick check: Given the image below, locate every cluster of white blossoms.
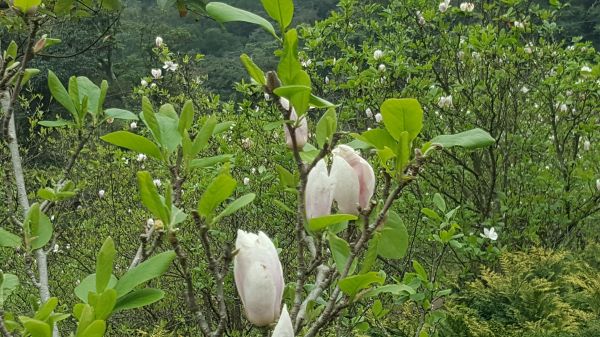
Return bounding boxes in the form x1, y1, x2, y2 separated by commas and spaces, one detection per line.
142, 37, 179, 89
438, 95, 453, 109
459, 2, 474, 12
481, 227, 498, 241
373, 49, 384, 60
513, 21, 525, 29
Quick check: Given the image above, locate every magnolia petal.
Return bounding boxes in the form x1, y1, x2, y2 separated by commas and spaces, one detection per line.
305, 159, 336, 219
331, 156, 360, 214
242, 262, 278, 326
272, 305, 294, 337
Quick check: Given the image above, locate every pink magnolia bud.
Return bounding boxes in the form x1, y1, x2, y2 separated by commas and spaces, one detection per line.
234, 230, 284, 326
332, 145, 375, 211
330, 156, 360, 214
281, 98, 308, 149
272, 305, 294, 337
305, 159, 336, 219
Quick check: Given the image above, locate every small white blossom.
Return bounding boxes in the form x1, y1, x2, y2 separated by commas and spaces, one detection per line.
52, 244, 59, 253
438, 95, 453, 109
480, 227, 498, 241
439, 0, 450, 13
521, 86, 529, 94
106, 117, 114, 124
163, 61, 179, 72
243, 177, 250, 185
365, 108, 373, 118
251, 167, 257, 174
524, 46, 532, 54
581, 65, 592, 73
98, 189, 105, 198
130, 121, 138, 130
136, 153, 147, 162
301, 59, 312, 67
264, 93, 271, 101
155, 36, 163, 47
325, 76, 330, 84
242, 137, 253, 149
417, 11, 426, 25
140, 79, 148, 87
150, 83, 157, 88
583, 140, 590, 151
153, 179, 162, 187
147, 218, 155, 227
459, 2, 474, 12
513, 21, 524, 29
559, 103, 568, 113
597, 179, 600, 192
375, 113, 383, 123
373, 49, 384, 60
378, 64, 386, 72
471, 51, 481, 61
151, 68, 162, 79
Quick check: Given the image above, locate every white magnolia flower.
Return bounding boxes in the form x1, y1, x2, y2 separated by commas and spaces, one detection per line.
365, 108, 373, 118
459, 2, 474, 12
243, 177, 250, 185
130, 121, 138, 130
439, 0, 450, 13
471, 51, 481, 60
324, 76, 330, 84
155, 36, 163, 47
581, 65, 592, 73
52, 244, 59, 253
374, 113, 383, 123
264, 93, 272, 101
481, 227, 498, 241
98, 189, 105, 198
583, 140, 590, 151
163, 61, 179, 72
301, 59, 312, 67
373, 49, 384, 60
151, 68, 162, 79
513, 21, 524, 29
559, 103, 568, 113
136, 153, 147, 162
521, 86, 529, 94
417, 11, 426, 25
150, 83, 157, 88
378, 64, 386, 72
438, 95, 453, 109
153, 179, 162, 187
140, 79, 148, 87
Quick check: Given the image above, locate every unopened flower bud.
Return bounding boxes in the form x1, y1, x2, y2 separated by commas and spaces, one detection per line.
98, 189, 105, 198
375, 113, 383, 123
130, 121, 138, 130
583, 140, 590, 151
155, 36, 163, 47
373, 49, 384, 60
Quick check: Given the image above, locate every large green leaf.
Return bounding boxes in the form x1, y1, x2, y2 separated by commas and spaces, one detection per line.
101, 131, 162, 160
240, 54, 266, 85
96, 237, 116, 293
339, 271, 385, 297
137, 171, 169, 224
77, 320, 106, 337
47, 70, 77, 122
197, 172, 237, 220
114, 251, 176, 297
426, 128, 495, 150
191, 116, 217, 156
189, 155, 233, 169
328, 234, 350, 274
377, 211, 409, 259
0, 273, 19, 306
308, 214, 357, 232
277, 29, 302, 86
141, 97, 162, 146
178, 100, 195, 135
76, 77, 101, 118
315, 107, 337, 148
0, 228, 21, 248
212, 193, 256, 224
113, 288, 164, 312
20, 317, 50, 337
13, 0, 41, 12
363, 284, 416, 298
74, 274, 118, 303
261, 0, 293, 29
206, 2, 277, 38
274, 84, 311, 116
104, 108, 138, 121
380, 98, 423, 142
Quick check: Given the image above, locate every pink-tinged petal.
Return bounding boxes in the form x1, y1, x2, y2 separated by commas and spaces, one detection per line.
284, 109, 308, 149
305, 159, 336, 219
272, 305, 294, 337
333, 145, 376, 209
242, 262, 278, 326
258, 231, 284, 317
331, 156, 360, 214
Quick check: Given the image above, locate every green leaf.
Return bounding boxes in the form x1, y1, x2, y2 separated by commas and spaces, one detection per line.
309, 94, 336, 108
28, 205, 53, 250
197, 172, 237, 220
308, 214, 357, 232
97, 80, 108, 117
377, 211, 408, 259
48, 70, 78, 123
339, 272, 385, 297
54, 0, 74, 15
5, 41, 17, 60
380, 98, 423, 142
13, 0, 41, 12
78, 320, 106, 337
206, 2, 277, 38
363, 284, 416, 298
76, 77, 101, 118
17, 68, 40, 86
101, 0, 121, 10
277, 29, 302, 85
38, 120, 72, 127
261, 0, 293, 29
104, 108, 138, 121
96, 237, 116, 293
137, 171, 169, 224
275, 164, 297, 188
101, 131, 162, 160
212, 193, 256, 224
191, 116, 217, 156
240, 54, 266, 85
141, 97, 162, 146
328, 234, 350, 274
34, 297, 58, 321
0, 228, 21, 248
20, 317, 50, 337
74, 274, 117, 303
178, 100, 195, 135
0, 273, 19, 306
189, 155, 233, 169
274, 84, 311, 117
113, 288, 164, 312
315, 107, 337, 148
432, 193, 446, 212
426, 128, 495, 150
93, 289, 116, 320
352, 129, 396, 150
412, 260, 428, 281
114, 251, 176, 297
